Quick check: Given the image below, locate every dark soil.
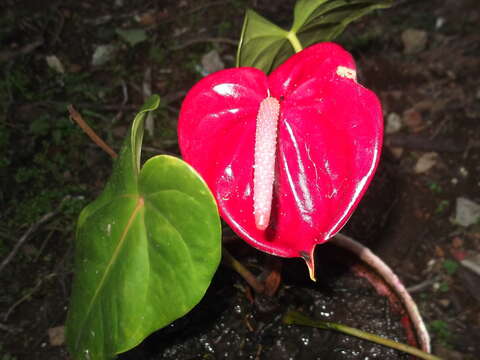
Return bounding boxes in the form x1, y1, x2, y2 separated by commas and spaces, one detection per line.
120, 245, 411, 360
1, 0, 479, 359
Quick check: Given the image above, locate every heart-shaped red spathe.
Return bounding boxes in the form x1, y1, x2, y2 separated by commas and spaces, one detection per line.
178, 42, 383, 274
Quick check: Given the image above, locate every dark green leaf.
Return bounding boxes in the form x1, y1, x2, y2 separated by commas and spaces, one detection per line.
236, 9, 289, 72
66, 95, 221, 360
116, 28, 148, 47
236, 0, 393, 73
293, 0, 394, 49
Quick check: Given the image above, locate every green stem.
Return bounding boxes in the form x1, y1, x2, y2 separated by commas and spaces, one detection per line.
222, 247, 265, 294
283, 310, 443, 360
287, 32, 303, 53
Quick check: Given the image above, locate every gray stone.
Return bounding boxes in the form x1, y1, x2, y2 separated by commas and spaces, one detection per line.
401, 29, 428, 54
201, 50, 225, 75
385, 112, 402, 134
414, 152, 438, 174
46, 55, 65, 74
91, 44, 117, 67
454, 197, 480, 227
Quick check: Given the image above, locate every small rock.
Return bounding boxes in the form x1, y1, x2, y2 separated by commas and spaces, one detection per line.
91, 44, 117, 67
435, 17, 445, 30
446, 70, 456, 79
46, 55, 65, 74
403, 108, 424, 132
438, 298, 451, 308
454, 197, 480, 227
389, 146, 404, 159
451, 237, 464, 249
201, 50, 225, 75
459, 166, 469, 178
48, 326, 65, 346
401, 28, 428, 54
414, 152, 438, 174
173, 27, 188, 37
385, 112, 402, 134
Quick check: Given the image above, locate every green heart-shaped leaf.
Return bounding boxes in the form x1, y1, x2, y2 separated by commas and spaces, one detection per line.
236, 0, 393, 73
66, 95, 221, 360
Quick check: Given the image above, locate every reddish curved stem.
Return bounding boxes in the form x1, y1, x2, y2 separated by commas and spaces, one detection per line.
332, 233, 431, 353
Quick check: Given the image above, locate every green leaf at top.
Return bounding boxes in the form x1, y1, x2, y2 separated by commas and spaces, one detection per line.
66, 95, 222, 360
236, 9, 290, 74
236, 0, 393, 73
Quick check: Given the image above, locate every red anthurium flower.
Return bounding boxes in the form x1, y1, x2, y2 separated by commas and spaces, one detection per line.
178, 42, 383, 279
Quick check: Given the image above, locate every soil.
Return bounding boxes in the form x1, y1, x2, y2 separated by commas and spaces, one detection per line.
120, 247, 411, 360
1, 0, 479, 359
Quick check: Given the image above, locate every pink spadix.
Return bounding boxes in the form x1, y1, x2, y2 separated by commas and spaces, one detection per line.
253, 97, 280, 230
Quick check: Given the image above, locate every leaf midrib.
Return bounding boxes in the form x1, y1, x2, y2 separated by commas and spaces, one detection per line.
74, 196, 145, 351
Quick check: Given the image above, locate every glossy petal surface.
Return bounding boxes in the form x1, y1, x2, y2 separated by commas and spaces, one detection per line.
178, 42, 383, 260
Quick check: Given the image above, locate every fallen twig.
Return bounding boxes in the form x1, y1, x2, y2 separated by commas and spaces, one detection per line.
407, 276, 440, 294
461, 255, 480, 277
332, 233, 431, 354
0, 199, 66, 274
171, 37, 238, 51
0, 322, 18, 333
3, 273, 57, 321
0, 38, 44, 62
68, 105, 118, 158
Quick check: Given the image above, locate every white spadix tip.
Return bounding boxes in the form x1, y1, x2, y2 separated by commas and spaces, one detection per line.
253, 96, 280, 231
255, 213, 269, 231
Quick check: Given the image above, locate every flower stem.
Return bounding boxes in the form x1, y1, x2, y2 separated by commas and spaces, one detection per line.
283, 310, 443, 360
222, 247, 265, 294
287, 32, 303, 53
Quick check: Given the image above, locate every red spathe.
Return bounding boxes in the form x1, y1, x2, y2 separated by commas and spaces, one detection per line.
178, 42, 383, 264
